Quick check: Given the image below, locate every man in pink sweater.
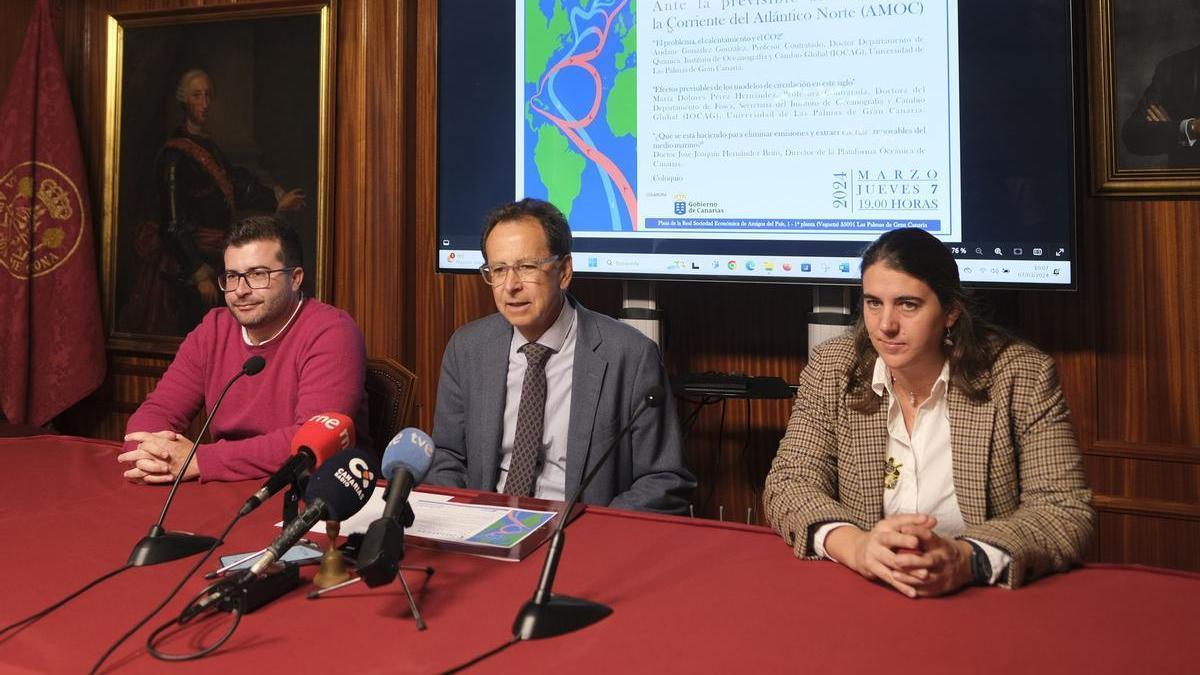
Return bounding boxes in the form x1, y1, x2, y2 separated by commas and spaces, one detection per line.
117, 216, 369, 483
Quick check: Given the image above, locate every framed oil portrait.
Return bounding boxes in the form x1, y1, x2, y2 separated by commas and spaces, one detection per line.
1089, 0, 1200, 195
101, 1, 335, 352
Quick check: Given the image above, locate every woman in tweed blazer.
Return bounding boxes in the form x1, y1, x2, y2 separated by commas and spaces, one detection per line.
764, 229, 1094, 595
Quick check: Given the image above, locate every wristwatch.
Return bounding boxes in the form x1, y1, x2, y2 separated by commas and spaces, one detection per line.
966, 540, 992, 585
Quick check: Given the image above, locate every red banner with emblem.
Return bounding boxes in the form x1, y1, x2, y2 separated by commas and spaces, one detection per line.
0, 0, 106, 426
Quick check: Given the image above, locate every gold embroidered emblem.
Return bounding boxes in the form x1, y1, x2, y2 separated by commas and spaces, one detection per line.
0, 161, 85, 280
37, 178, 73, 221
884, 456, 902, 490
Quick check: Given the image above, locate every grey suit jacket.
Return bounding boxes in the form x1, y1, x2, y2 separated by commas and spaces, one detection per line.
427, 299, 695, 514
763, 335, 1095, 588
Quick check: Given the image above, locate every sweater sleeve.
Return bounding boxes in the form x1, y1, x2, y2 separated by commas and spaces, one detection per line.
195, 312, 368, 482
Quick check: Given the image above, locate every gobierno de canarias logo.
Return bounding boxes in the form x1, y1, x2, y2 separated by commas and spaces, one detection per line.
0, 161, 86, 280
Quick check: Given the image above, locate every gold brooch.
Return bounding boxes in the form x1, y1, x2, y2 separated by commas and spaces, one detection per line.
884, 456, 902, 490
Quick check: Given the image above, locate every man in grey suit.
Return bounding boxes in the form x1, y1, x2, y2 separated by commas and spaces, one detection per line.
427, 198, 695, 513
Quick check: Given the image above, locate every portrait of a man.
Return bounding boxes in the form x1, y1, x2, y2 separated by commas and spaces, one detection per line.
1112, 1, 1200, 170
108, 10, 325, 340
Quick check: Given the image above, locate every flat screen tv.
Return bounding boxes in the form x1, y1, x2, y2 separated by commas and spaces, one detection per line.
437, 0, 1075, 288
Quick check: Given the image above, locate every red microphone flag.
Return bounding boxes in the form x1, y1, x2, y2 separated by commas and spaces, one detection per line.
291, 412, 356, 463
0, 0, 106, 426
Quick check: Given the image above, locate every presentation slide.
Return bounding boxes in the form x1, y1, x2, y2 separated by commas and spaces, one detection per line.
516, 0, 961, 242
437, 0, 1075, 288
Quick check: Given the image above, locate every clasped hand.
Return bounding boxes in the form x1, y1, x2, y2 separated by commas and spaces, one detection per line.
118, 430, 199, 484
826, 514, 974, 598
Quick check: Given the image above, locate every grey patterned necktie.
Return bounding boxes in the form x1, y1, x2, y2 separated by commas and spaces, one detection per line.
503, 342, 553, 497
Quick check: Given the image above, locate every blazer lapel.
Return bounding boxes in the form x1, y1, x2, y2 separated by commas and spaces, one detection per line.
476, 319, 513, 490
850, 395, 890, 523
948, 384, 993, 525
566, 305, 605, 497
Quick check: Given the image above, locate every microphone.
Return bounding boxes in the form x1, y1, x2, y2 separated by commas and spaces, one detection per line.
242, 355, 267, 375
512, 385, 666, 640
187, 448, 379, 615
238, 412, 356, 516
128, 355, 268, 567
250, 447, 378, 577
355, 428, 435, 587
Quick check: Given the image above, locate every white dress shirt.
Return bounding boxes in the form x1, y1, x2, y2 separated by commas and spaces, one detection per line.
1180, 118, 1197, 146
814, 357, 1010, 584
495, 299, 577, 501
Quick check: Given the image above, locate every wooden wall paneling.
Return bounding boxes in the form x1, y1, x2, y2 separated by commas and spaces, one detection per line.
1095, 512, 1200, 571
1140, 202, 1200, 446
0, 0, 68, 99
0, 2, 36, 97
1084, 199, 1200, 569
1094, 201, 1200, 447
332, 0, 414, 369
1085, 455, 1200, 505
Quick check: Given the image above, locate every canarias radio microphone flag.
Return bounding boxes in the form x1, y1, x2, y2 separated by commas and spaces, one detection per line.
0, 0, 106, 426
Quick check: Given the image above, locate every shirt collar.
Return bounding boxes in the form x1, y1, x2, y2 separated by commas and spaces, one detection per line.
871, 356, 951, 400
242, 294, 304, 347
509, 296, 576, 357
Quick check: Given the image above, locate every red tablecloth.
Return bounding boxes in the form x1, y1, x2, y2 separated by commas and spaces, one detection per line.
0, 436, 1195, 673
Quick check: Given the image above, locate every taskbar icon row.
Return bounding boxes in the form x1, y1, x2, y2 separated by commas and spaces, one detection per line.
438, 250, 1071, 285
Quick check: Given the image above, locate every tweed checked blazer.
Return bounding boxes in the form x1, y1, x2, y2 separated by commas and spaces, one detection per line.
763, 334, 1095, 588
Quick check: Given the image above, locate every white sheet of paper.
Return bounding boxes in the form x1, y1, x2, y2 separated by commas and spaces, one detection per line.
404, 500, 553, 547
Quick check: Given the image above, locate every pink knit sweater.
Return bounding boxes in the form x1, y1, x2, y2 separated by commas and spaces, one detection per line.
122, 299, 370, 481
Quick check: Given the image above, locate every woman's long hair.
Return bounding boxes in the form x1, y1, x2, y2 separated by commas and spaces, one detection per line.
846, 229, 1012, 411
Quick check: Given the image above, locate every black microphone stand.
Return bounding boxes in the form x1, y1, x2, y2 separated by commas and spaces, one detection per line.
511, 387, 664, 640
305, 564, 434, 630
127, 357, 265, 566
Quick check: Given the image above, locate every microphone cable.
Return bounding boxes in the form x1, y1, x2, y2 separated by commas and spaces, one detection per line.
89, 511, 242, 675
439, 635, 521, 674
137, 447, 379, 665
676, 393, 721, 438
0, 563, 134, 642
144, 581, 244, 662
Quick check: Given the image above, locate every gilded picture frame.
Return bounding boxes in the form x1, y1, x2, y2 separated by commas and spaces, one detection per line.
101, 1, 335, 353
1089, 0, 1200, 195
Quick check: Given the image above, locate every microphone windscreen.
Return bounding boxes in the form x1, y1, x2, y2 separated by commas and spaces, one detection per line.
290, 412, 356, 465
303, 447, 379, 520
645, 385, 666, 408
381, 427, 434, 483
242, 355, 267, 376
